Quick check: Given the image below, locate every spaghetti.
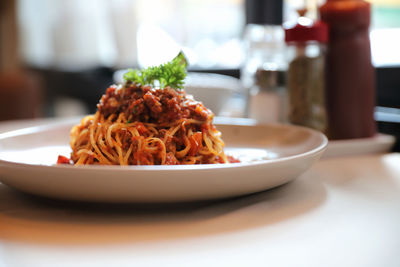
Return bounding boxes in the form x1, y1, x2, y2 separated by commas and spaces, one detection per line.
66, 82, 234, 165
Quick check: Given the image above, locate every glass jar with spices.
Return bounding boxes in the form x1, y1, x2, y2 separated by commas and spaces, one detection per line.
284, 16, 328, 133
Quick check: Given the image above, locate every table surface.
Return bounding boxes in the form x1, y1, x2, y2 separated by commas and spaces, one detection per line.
0, 119, 399, 267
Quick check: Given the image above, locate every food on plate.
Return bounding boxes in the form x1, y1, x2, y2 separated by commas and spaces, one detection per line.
59, 52, 237, 165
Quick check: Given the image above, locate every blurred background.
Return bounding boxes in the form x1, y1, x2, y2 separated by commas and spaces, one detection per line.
0, 0, 399, 148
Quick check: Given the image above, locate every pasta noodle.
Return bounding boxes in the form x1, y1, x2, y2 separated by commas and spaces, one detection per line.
66, 83, 234, 165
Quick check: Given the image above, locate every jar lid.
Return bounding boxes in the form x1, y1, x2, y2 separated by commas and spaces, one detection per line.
284, 17, 328, 43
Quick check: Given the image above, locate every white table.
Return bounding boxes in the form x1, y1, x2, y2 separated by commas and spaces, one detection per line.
0, 119, 399, 267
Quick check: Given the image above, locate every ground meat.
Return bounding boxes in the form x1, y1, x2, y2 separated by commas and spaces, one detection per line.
120, 130, 133, 150
97, 83, 214, 125
143, 91, 163, 116
98, 84, 145, 118
157, 129, 168, 139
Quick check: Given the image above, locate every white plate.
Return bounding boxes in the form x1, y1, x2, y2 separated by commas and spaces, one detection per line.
0, 119, 327, 203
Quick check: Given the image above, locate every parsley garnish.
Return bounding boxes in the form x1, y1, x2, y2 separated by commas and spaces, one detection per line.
123, 51, 188, 89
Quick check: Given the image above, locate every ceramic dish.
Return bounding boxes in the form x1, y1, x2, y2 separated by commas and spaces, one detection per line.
0, 119, 327, 203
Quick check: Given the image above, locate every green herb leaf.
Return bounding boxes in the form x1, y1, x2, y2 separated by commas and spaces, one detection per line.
123, 51, 188, 89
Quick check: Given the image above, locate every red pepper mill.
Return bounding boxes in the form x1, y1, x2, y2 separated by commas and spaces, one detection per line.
319, 0, 376, 139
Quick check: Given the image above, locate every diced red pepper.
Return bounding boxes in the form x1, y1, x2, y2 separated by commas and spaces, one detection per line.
57, 155, 71, 164
227, 155, 240, 163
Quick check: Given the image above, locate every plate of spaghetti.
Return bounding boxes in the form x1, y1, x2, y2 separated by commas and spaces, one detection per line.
0, 53, 327, 202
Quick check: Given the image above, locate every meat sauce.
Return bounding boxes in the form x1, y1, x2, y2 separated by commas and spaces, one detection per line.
96, 83, 223, 165
59, 83, 240, 165
98, 82, 213, 125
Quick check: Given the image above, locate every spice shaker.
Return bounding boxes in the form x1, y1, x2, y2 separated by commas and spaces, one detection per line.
243, 25, 287, 123
242, 0, 287, 123
320, 0, 376, 139
284, 16, 328, 132
248, 68, 286, 123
